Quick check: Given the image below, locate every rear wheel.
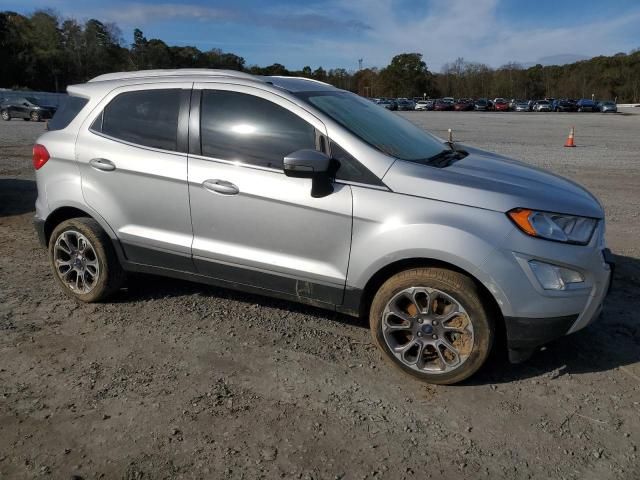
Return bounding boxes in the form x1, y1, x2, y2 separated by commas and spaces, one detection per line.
370, 268, 494, 385
1, 110, 10, 121
49, 218, 125, 302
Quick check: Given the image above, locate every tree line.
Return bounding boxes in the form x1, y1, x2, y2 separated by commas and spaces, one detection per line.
2, 10, 639, 102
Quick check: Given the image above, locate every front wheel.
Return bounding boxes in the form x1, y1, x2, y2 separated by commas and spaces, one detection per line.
369, 268, 494, 385
30, 111, 41, 122
49, 218, 125, 302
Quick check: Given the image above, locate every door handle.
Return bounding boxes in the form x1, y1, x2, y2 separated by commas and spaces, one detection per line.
89, 158, 116, 172
202, 179, 239, 195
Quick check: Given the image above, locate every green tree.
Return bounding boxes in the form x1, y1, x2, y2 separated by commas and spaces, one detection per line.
378, 53, 436, 98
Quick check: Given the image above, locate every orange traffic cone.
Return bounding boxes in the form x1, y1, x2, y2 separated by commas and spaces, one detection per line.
564, 126, 576, 147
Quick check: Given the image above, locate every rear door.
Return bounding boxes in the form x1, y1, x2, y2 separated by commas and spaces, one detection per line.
76, 83, 195, 270
187, 83, 353, 304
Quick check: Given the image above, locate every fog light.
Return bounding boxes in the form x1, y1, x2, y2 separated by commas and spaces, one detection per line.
529, 260, 584, 290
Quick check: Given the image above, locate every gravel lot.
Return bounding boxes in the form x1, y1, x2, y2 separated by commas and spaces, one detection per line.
1, 111, 639, 479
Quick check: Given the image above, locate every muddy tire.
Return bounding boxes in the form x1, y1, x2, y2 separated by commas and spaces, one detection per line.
370, 267, 494, 385
48, 218, 125, 302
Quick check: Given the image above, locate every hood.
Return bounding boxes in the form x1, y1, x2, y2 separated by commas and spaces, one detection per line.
382, 145, 604, 218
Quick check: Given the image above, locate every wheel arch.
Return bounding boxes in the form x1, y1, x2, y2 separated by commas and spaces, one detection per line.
353, 257, 506, 342
43, 205, 125, 263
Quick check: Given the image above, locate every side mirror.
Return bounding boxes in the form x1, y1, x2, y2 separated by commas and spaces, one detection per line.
283, 149, 334, 198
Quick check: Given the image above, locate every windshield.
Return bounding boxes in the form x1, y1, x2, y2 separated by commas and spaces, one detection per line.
297, 91, 445, 162
25, 97, 39, 105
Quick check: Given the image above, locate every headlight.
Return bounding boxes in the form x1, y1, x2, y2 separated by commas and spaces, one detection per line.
508, 208, 597, 245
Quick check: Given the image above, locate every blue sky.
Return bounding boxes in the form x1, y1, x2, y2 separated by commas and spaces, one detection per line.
5, 0, 640, 71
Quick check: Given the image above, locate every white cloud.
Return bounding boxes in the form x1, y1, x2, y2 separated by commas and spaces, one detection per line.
293, 0, 640, 70
95, 2, 370, 33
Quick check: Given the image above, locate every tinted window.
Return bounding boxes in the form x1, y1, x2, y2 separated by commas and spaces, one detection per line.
297, 91, 444, 163
99, 89, 180, 151
48, 95, 88, 131
331, 142, 383, 186
200, 90, 316, 169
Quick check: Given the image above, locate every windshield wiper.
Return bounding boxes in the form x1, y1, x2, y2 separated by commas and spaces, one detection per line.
424, 148, 467, 167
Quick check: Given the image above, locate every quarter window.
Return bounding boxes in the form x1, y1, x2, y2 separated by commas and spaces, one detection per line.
331, 141, 383, 186
98, 89, 181, 151
200, 90, 316, 169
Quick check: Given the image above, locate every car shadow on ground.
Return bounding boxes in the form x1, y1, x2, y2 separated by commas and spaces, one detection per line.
118, 254, 640, 386
0, 178, 36, 217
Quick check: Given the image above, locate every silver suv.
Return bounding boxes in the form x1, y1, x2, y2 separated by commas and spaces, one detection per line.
33, 69, 613, 384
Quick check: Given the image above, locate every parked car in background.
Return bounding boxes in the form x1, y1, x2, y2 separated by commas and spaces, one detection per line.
33, 69, 613, 385
533, 100, 552, 112
576, 99, 596, 112
434, 99, 454, 111
415, 100, 433, 110
396, 98, 416, 111
514, 101, 530, 112
376, 99, 394, 110
0, 96, 57, 121
454, 99, 474, 111
474, 98, 490, 111
442, 97, 455, 104
597, 101, 617, 113
493, 99, 509, 111
552, 99, 577, 112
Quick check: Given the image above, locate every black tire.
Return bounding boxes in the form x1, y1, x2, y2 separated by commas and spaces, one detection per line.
23, 118, 30, 121
1, 110, 10, 121
48, 218, 125, 302
30, 111, 41, 122
369, 267, 494, 385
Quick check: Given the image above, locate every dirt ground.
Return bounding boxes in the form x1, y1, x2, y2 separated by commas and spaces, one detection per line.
1, 112, 639, 480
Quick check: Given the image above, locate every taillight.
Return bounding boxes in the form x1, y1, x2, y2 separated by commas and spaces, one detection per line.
33, 144, 50, 170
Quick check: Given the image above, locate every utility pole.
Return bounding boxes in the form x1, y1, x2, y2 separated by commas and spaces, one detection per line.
358, 58, 363, 71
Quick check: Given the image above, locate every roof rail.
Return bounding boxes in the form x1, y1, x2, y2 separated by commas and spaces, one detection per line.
266, 75, 334, 88
88, 69, 258, 83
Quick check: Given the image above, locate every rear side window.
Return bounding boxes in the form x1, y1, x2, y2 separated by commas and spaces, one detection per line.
95, 89, 180, 151
200, 90, 316, 169
48, 96, 88, 131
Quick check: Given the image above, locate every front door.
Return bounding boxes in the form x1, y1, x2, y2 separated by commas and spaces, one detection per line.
188, 84, 353, 304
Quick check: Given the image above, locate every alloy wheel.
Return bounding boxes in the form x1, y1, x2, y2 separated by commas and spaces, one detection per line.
53, 230, 100, 294
381, 287, 475, 374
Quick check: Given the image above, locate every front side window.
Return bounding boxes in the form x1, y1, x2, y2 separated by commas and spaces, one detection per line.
97, 89, 180, 151
200, 90, 316, 169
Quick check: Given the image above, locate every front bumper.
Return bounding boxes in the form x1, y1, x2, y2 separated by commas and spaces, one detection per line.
502, 248, 613, 362
480, 219, 614, 362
